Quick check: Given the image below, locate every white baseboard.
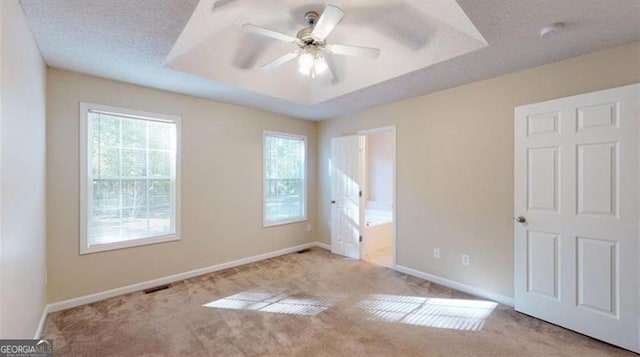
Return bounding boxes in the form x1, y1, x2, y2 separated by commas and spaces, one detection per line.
44, 242, 327, 315
314, 241, 331, 251
34, 305, 49, 339
37, 241, 512, 338
394, 264, 514, 307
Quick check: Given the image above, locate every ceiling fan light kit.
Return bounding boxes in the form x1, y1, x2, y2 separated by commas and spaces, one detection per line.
243, 4, 380, 80
298, 49, 328, 78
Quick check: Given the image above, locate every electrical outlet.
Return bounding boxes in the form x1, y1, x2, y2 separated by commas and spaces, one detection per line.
44, 269, 48, 286
462, 254, 470, 266
433, 248, 440, 259
306, 224, 312, 232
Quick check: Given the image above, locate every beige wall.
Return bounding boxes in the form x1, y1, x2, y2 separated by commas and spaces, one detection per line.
47, 69, 317, 302
43, 42, 640, 304
318, 42, 640, 298
0, 0, 47, 338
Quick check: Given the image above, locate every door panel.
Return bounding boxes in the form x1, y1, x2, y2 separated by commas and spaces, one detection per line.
330, 135, 363, 259
514, 83, 639, 353
576, 142, 617, 216
577, 236, 617, 316
527, 112, 559, 137
577, 102, 618, 130
526, 230, 559, 300
527, 147, 559, 212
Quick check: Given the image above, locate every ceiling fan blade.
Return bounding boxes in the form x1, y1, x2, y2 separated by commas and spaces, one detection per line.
242, 24, 297, 43
261, 51, 300, 71
323, 53, 340, 83
311, 5, 345, 41
325, 43, 380, 59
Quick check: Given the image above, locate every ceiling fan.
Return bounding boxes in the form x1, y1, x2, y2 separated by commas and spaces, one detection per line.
243, 5, 380, 79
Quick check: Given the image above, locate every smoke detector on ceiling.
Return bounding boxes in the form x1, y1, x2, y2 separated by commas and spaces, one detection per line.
540, 22, 565, 38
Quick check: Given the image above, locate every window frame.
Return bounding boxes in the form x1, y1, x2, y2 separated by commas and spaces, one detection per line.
262, 130, 308, 228
79, 102, 182, 254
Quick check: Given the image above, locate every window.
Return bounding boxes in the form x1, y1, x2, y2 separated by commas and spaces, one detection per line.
263, 131, 307, 226
80, 103, 180, 254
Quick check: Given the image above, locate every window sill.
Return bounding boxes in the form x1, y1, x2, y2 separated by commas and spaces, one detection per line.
263, 218, 307, 228
80, 234, 180, 255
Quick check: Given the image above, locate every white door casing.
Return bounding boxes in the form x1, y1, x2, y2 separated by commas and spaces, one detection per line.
330, 135, 364, 259
514, 83, 640, 353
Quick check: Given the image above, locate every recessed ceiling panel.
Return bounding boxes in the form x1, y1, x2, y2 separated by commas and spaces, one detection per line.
165, 0, 488, 105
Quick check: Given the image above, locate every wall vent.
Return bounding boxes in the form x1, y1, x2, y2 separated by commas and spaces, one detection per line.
143, 284, 171, 294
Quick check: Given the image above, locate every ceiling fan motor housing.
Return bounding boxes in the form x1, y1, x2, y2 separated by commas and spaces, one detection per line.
304, 11, 319, 26
298, 11, 322, 46
297, 28, 320, 46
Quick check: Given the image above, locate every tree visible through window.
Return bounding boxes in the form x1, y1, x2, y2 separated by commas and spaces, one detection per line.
82, 104, 179, 252
264, 132, 306, 225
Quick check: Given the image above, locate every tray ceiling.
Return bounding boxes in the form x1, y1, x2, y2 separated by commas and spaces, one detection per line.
165, 0, 487, 105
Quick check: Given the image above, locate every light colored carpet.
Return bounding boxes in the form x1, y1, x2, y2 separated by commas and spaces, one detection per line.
363, 246, 393, 268
43, 248, 633, 356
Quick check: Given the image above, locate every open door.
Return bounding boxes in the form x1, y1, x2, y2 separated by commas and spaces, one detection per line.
330, 135, 364, 259
514, 84, 639, 353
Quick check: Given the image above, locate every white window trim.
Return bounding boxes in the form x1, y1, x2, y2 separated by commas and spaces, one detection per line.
79, 102, 182, 254
263, 130, 308, 228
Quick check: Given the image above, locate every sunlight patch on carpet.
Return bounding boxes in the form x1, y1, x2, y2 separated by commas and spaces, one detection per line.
357, 294, 497, 331
203, 288, 342, 316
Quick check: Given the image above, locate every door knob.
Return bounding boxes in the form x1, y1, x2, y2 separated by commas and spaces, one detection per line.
331, 200, 336, 204
515, 216, 527, 223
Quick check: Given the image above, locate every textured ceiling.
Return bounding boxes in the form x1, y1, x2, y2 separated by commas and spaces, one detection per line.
19, 0, 640, 120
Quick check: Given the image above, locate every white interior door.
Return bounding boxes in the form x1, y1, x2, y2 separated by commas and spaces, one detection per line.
330, 135, 363, 259
514, 83, 640, 353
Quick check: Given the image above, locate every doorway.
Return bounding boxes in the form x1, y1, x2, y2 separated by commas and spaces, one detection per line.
360, 127, 395, 267
329, 126, 396, 267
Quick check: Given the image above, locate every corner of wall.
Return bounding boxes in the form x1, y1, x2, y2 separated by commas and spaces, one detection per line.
0, 0, 48, 339
0, 0, 5, 339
